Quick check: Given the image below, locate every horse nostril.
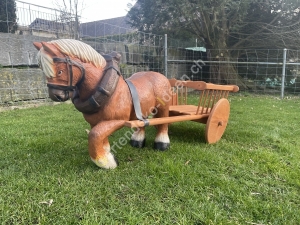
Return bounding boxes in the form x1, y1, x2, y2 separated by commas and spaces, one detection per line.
48, 88, 70, 102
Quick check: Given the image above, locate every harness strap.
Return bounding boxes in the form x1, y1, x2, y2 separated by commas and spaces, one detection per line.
47, 83, 74, 91
125, 80, 149, 126
49, 56, 86, 90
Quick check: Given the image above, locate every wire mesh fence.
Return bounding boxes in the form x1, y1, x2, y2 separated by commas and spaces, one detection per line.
166, 38, 300, 96
0, 1, 300, 107
80, 31, 165, 79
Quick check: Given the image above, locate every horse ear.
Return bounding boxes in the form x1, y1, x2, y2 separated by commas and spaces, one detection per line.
41, 42, 61, 56
33, 42, 42, 50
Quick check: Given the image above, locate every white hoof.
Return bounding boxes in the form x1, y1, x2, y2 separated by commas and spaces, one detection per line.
155, 133, 170, 144
91, 152, 117, 169
131, 129, 145, 142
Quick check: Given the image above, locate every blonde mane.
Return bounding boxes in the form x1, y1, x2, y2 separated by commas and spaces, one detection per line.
37, 39, 106, 78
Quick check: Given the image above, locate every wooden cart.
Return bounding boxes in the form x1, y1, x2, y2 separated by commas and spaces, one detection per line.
125, 79, 239, 144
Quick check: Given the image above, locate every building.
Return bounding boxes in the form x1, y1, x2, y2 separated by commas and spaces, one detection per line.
80, 16, 135, 38
18, 18, 76, 38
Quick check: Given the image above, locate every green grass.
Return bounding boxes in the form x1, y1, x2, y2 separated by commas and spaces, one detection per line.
1, 95, 300, 224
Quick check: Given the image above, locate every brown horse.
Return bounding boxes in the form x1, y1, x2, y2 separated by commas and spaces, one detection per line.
33, 39, 171, 169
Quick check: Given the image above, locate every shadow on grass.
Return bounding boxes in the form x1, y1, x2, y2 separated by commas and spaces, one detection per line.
168, 121, 207, 144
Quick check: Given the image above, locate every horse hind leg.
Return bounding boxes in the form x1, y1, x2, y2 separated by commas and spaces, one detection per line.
154, 123, 170, 150
153, 105, 170, 150
130, 127, 146, 148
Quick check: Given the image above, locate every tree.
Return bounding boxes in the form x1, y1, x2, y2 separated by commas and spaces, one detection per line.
53, 0, 83, 39
0, 0, 17, 33
230, 0, 300, 50
127, 0, 300, 87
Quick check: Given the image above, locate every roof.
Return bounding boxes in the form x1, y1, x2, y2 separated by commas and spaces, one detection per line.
80, 16, 135, 38
29, 18, 70, 32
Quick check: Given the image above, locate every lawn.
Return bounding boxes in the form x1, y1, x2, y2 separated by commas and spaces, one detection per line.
0, 95, 300, 224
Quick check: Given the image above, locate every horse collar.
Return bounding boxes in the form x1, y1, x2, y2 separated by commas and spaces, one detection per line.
72, 52, 121, 114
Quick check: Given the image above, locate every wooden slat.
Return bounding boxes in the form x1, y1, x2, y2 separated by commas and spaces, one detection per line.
206, 90, 214, 113
171, 92, 178, 105
196, 90, 204, 114
124, 114, 209, 128
201, 90, 209, 114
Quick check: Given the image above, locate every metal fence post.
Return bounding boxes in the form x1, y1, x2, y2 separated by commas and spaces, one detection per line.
164, 34, 168, 78
281, 48, 287, 99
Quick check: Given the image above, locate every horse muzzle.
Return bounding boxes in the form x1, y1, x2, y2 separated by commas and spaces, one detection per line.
48, 88, 73, 102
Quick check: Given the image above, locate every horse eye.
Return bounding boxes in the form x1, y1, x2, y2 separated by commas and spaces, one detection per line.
57, 70, 63, 76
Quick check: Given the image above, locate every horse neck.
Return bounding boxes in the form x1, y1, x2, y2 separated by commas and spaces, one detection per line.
76, 63, 104, 100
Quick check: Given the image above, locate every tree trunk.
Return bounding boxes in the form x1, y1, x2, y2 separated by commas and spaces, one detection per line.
203, 6, 247, 89
206, 45, 247, 89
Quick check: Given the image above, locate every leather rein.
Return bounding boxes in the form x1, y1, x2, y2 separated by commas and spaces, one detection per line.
47, 56, 85, 92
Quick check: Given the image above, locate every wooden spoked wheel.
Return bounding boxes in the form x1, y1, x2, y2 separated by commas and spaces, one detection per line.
205, 98, 230, 144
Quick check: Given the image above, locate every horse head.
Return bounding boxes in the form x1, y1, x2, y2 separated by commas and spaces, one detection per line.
33, 39, 107, 102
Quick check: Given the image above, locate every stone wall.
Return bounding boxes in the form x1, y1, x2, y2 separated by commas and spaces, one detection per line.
0, 68, 47, 103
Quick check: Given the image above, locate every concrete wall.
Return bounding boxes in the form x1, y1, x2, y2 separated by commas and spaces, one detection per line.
0, 33, 54, 66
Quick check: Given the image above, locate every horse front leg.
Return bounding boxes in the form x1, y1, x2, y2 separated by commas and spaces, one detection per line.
88, 120, 125, 169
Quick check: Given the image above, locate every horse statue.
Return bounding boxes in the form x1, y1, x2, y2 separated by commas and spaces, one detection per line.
33, 39, 171, 169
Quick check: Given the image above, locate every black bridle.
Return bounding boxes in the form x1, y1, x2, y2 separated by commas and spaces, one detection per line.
47, 56, 85, 91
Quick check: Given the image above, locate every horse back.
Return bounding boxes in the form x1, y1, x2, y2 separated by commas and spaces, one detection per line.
127, 71, 171, 118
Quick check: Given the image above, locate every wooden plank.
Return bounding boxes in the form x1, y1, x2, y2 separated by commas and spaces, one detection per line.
205, 83, 239, 92
169, 105, 198, 115
170, 105, 198, 112
184, 81, 206, 90
169, 79, 207, 91
170, 105, 212, 115
124, 114, 209, 128
169, 79, 238, 92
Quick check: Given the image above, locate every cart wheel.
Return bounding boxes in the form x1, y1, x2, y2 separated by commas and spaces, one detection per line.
205, 98, 230, 144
